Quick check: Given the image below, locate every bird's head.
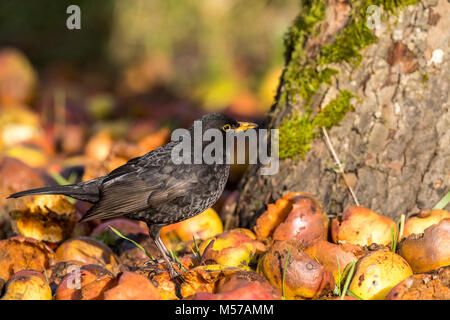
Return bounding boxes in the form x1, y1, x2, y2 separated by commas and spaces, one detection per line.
192, 113, 258, 134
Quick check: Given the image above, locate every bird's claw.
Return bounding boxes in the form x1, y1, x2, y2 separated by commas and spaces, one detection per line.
171, 272, 185, 286
143, 259, 159, 268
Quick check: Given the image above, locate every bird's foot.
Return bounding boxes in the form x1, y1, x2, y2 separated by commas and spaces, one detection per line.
143, 259, 160, 268
170, 272, 185, 287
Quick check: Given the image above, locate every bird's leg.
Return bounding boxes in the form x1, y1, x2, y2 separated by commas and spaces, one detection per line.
148, 224, 183, 280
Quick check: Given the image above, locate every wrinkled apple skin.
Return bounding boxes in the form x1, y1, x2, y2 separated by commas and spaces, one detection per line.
303, 240, 358, 283
254, 192, 328, 245
179, 265, 240, 298
188, 281, 280, 300
91, 218, 148, 237
161, 208, 223, 252
272, 193, 329, 245
386, 266, 450, 300
216, 270, 281, 299
10, 194, 77, 243
1, 270, 52, 300
258, 240, 334, 299
402, 209, 449, 240
55, 236, 119, 274
398, 218, 450, 273
0, 236, 55, 282
349, 251, 413, 300
55, 264, 115, 300
103, 272, 160, 300
332, 206, 396, 246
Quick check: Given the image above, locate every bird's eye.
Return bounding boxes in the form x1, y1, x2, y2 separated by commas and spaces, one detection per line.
222, 124, 231, 132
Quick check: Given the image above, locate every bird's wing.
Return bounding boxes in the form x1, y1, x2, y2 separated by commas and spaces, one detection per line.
79, 150, 200, 222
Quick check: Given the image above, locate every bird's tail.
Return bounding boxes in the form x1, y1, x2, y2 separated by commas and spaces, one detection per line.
8, 179, 101, 203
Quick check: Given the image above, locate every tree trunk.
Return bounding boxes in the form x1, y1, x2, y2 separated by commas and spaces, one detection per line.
233, 0, 449, 228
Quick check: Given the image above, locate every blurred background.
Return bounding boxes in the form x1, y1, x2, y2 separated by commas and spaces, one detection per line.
0, 0, 298, 220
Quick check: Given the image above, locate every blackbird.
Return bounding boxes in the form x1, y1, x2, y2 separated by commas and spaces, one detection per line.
8, 113, 257, 279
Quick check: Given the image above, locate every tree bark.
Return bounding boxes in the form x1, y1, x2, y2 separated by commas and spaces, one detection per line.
233, 0, 449, 228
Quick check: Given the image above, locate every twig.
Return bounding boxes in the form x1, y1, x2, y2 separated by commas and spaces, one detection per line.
322, 127, 360, 206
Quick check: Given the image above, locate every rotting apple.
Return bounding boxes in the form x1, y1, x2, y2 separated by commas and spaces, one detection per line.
55, 264, 115, 300
119, 237, 161, 268
46, 260, 84, 289
215, 270, 281, 299
179, 264, 240, 298
0, 236, 55, 282
349, 250, 413, 300
188, 280, 281, 300
401, 209, 449, 240
398, 218, 450, 273
257, 240, 335, 299
272, 193, 329, 245
303, 239, 358, 284
9, 194, 77, 243
254, 192, 329, 245
1, 270, 51, 300
331, 206, 396, 246
90, 218, 149, 237
386, 266, 450, 300
103, 272, 161, 300
55, 236, 120, 274
198, 228, 266, 270
160, 207, 223, 252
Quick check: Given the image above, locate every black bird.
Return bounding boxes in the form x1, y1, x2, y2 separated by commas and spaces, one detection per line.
8, 113, 257, 279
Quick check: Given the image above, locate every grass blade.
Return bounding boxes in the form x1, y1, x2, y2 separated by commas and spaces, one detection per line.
336, 255, 342, 296
340, 259, 358, 300
282, 247, 292, 300
390, 225, 398, 253
347, 289, 363, 300
433, 191, 450, 210
109, 226, 155, 260
170, 250, 186, 271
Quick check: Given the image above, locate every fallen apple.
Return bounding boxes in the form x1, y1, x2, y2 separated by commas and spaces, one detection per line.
303, 239, 358, 284
9, 194, 77, 243
55, 264, 116, 300
257, 240, 335, 299
103, 272, 160, 300
255, 192, 329, 245
402, 209, 449, 240
331, 206, 396, 246
386, 266, 450, 300
161, 207, 223, 252
398, 218, 450, 273
349, 250, 413, 300
0, 236, 55, 282
1, 270, 51, 300
180, 264, 240, 298
199, 228, 266, 270
55, 236, 120, 274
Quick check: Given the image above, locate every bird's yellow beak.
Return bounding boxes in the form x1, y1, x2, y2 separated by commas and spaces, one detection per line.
234, 121, 258, 132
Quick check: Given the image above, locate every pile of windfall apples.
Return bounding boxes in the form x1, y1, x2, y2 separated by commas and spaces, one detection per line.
0, 186, 448, 300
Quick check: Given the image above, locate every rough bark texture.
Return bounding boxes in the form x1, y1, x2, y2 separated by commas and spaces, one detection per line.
233, 0, 449, 228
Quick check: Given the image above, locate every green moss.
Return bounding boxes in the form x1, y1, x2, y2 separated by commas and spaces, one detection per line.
281, 0, 327, 106
279, 113, 315, 159
279, 90, 355, 159
277, 0, 421, 159
318, 0, 421, 67
313, 90, 355, 129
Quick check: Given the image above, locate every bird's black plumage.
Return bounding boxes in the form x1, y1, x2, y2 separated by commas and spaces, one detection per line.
8, 113, 256, 279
